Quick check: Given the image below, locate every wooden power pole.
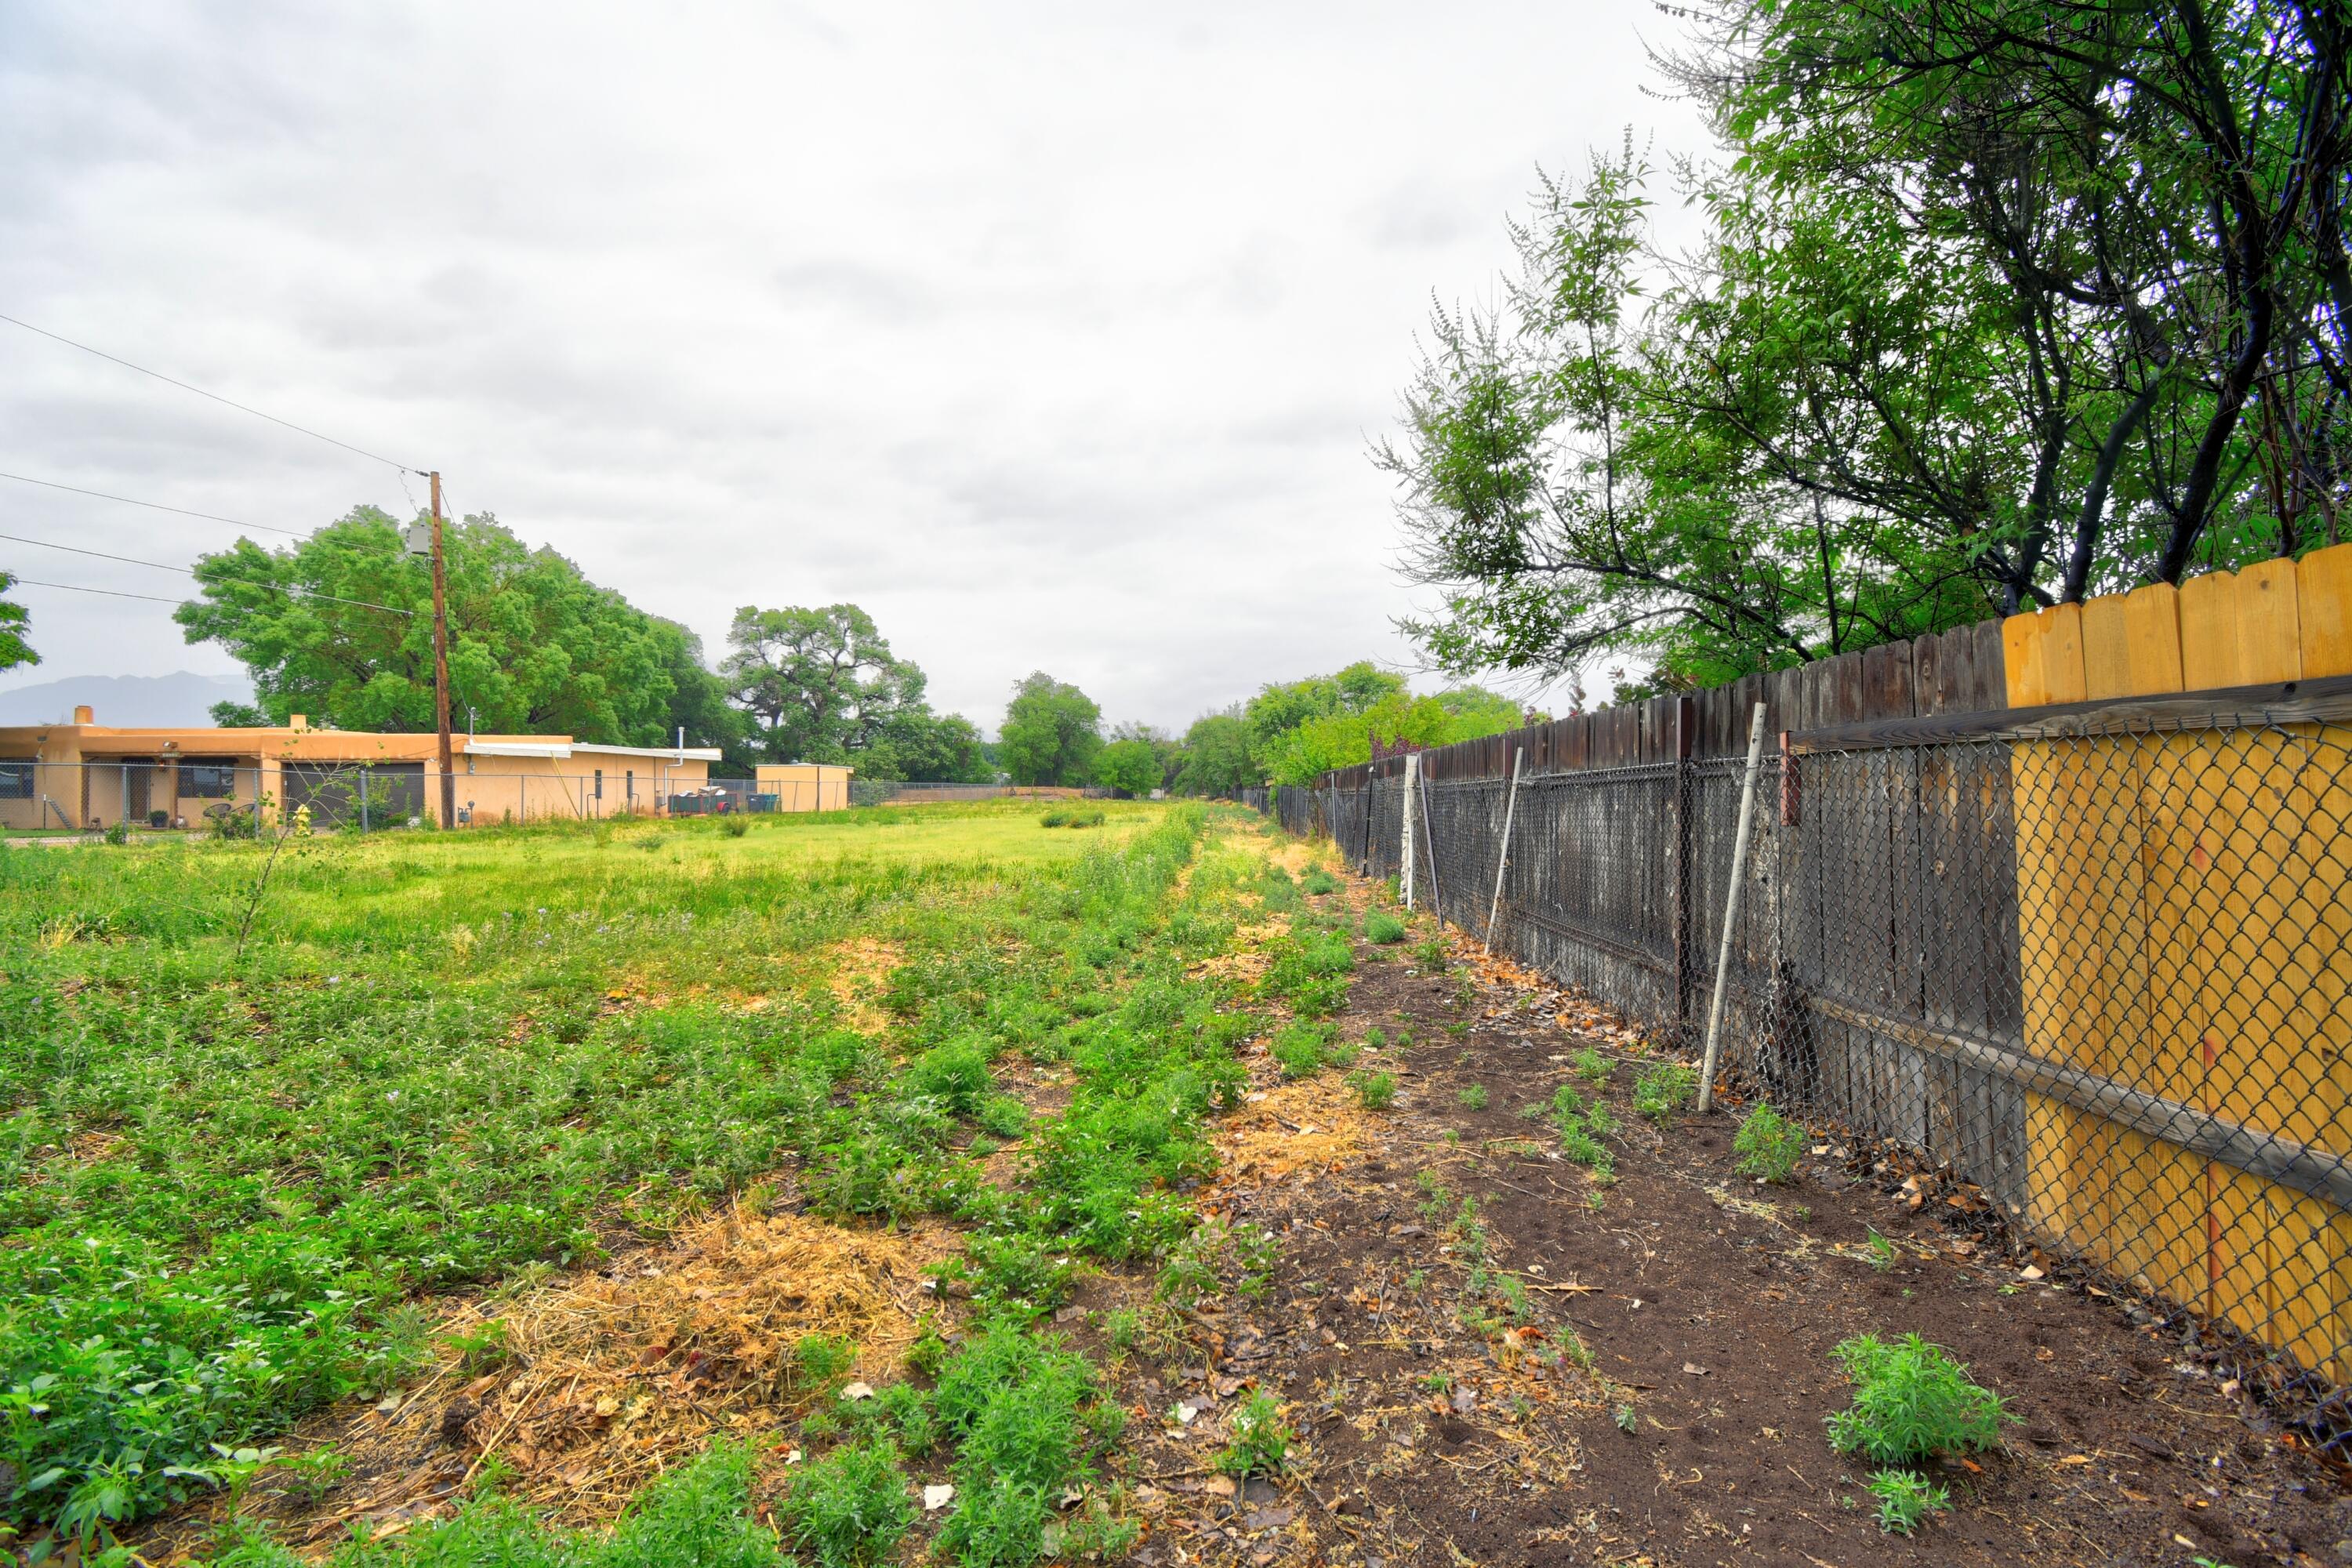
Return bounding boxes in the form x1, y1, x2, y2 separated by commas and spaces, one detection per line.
430, 471, 455, 828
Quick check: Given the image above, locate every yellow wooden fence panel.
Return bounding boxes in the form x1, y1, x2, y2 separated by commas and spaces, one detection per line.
2005, 554, 2350, 1382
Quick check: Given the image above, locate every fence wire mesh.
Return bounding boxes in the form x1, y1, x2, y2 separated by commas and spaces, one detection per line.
1261, 713, 2352, 1450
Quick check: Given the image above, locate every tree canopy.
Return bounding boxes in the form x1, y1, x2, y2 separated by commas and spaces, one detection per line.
0, 575, 36, 674
720, 604, 926, 764
999, 673, 1102, 786
1092, 736, 1163, 796
1173, 712, 1255, 797
176, 509, 735, 747
1387, 0, 2351, 690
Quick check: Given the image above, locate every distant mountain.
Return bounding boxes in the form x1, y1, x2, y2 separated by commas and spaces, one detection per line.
0, 671, 256, 728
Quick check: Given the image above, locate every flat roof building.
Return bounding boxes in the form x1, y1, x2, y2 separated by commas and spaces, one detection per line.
0, 706, 720, 829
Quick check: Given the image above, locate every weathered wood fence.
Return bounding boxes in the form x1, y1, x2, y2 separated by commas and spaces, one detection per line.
1268, 547, 2352, 1403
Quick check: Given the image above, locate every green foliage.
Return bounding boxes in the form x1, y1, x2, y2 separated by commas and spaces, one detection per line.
176, 509, 735, 750
780, 1439, 913, 1567
1456, 1083, 1488, 1111
1348, 1069, 1397, 1110
1570, 1047, 1610, 1086
1826, 1334, 2014, 1466
1864, 1468, 1950, 1536
1363, 911, 1406, 945
1172, 713, 1256, 797
1632, 1063, 1697, 1124
1261, 688, 1520, 787
999, 673, 1102, 787
1261, 928, 1354, 1018
1551, 1082, 1616, 1177
1732, 1102, 1805, 1183
1300, 867, 1341, 896
0, 573, 35, 673
1214, 1389, 1291, 1478
1272, 1022, 1333, 1080
1092, 738, 1163, 797
102, 818, 131, 846
0, 800, 1229, 1533
720, 604, 929, 768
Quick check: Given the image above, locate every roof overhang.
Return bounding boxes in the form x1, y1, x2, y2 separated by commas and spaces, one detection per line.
461, 740, 721, 762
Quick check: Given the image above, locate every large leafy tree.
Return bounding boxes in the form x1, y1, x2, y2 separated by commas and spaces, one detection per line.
1241, 662, 1404, 773
863, 710, 992, 783
1174, 712, 1255, 796
176, 508, 735, 747
0, 575, 36, 673
720, 604, 927, 764
1092, 737, 1163, 796
1392, 0, 2351, 688
1261, 686, 1521, 786
999, 673, 1102, 786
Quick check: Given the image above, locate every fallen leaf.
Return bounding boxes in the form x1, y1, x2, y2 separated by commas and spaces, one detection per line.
840, 1381, 875, 1402
786, 1448, 804, 1465
2019, 1265, 2045, 1281
923, 1483, 955, 1512
1450, 1385, 1478, 1413
2056, 1454, 2092, 1466
1203, 1475, 1237, 1497
1682, 1363, 1711, 1377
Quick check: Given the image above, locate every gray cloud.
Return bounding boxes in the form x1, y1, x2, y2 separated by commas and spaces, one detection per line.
0, 1, 1706, 731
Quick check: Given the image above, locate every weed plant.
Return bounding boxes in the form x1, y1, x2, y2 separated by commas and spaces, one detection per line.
1733, 1102, 1806, 1183
1632, 1063, 1699, 1123
780, 1439, 913, 1567
1348, 1070, 1397, 1109
1215, 1389, 1292, 1478
1300, 867, 1341, 895
1827, 1333, 2014, 1465
1864, 1468, 1950, 1534
1363, 911, 1406, 945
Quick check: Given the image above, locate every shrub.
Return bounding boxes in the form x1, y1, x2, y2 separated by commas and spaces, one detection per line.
1040, 808, 1070, 827
1364, 911, 1407, 944
1457, 1083, 1488, 1111
779, 1439, 913, 1567
1301, 867, 1342, 895
722, 815, 752, 837
1215, 1389, 1291, 1478
103, 818, 131, 846
1348, 1069, 1397, 1109
1827, 1334, 2014, 1465
1864, 1468, 1951, 1535
1632, 1063, 1697, 1124
1733, 1102, 1806, 1183
907, 1038, 993, 1118
1571, 1047, 1610, 1086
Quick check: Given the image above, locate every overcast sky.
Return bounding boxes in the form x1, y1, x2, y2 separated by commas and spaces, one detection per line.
0, 2, 1710, 735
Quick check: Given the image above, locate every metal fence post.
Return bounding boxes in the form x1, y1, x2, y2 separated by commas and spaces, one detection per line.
358, 768, 370, 834
1483, 747, 1526, 956
1697, 702, 1770, 1115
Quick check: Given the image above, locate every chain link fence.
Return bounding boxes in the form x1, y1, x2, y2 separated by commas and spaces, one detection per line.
1258, 708, 2352, 1450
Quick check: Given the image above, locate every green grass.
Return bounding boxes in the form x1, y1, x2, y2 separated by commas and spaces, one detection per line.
0, 798, 1305, 1553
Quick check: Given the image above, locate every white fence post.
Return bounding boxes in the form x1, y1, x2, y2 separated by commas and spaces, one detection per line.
1697, 702, 1771, 1115
1400, 753, 1419, 909
1483, 747, 1526, 956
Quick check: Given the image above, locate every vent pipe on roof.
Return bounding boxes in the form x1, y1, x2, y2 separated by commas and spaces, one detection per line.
72, 705, 93, 724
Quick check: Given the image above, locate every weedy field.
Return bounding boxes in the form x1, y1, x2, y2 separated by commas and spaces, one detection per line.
5, 801, 2341, 1568
0, 799, 1341, 1564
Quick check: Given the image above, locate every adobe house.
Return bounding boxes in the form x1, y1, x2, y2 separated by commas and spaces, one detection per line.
0, 706, 719, 830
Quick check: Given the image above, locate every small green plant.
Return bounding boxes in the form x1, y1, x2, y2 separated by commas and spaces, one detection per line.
1216, 1389, 1292, 1478
1040, 808, 1071, 827
1733, 1102, 1806, 1183
1411, 937, 1449, 968
779, 1438, 915, 1566
103, 818, 132, 846
786, 1332, 860, 1400
1866, 1229, 1897, 1272
448, 1319, 515, 1376
1301, 867, 1342, 895
1632, 1062, 1698, 1124
1612, 1404, 1639, 1434
1864, 1468, 1951, 1535
722, 814, 752, 837
1272, 1022, 1331, 1079
1827, 1333, 2014, 1465
1348, 1069, 1396, 1109
1572, 1046, 1611, 1086
1457, 1083, 1489, 1111
277, 1446, 352, 1504
1365, 910, 1407, 944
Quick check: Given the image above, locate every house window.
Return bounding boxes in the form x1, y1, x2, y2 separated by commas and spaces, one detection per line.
0, 762, 32, 800
182, 763, 238, 798
594, 768, 604, 800
626, 769, 634, 804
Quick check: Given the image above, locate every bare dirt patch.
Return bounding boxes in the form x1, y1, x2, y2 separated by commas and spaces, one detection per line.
1075, 877, 2349, 1568
826, 935, 903, 1034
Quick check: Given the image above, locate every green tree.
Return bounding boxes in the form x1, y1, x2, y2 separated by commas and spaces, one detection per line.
0, 575, 34, 673
1174, 712, 1256, 796
176, 508, 732, 746
999, 673, 1102, 786
1262, 688, 1519, 786
209, 701, 268, 727
1243, 662, 1404, 771
864, 710, 991, 782
1093, 737, 1162, 796
720, 604, 926, 764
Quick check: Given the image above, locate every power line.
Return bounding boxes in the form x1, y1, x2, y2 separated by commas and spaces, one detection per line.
0, 470, 307, 537
0, 313, 424, 474
0, 532, 416, 616
4, 576, 185, 605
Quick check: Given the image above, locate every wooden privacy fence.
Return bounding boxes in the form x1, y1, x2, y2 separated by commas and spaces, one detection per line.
1268, 546, 2352, 1417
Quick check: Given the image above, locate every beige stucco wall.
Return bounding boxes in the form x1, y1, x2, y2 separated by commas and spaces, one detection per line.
754, 763, 854, 812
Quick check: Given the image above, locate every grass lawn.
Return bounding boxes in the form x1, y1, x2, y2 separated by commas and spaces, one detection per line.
0, 798, 1352, 1563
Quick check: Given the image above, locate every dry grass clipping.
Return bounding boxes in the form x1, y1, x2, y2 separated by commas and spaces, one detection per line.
226, 1208, 955, 1548
825, 936, 902, 1035
1217, 1073, 1370, 1187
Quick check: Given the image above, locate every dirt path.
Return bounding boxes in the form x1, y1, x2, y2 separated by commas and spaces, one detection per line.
1078, 877, 2350, 1568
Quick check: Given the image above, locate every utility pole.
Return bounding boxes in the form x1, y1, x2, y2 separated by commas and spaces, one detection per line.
430, 471, 455, 828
